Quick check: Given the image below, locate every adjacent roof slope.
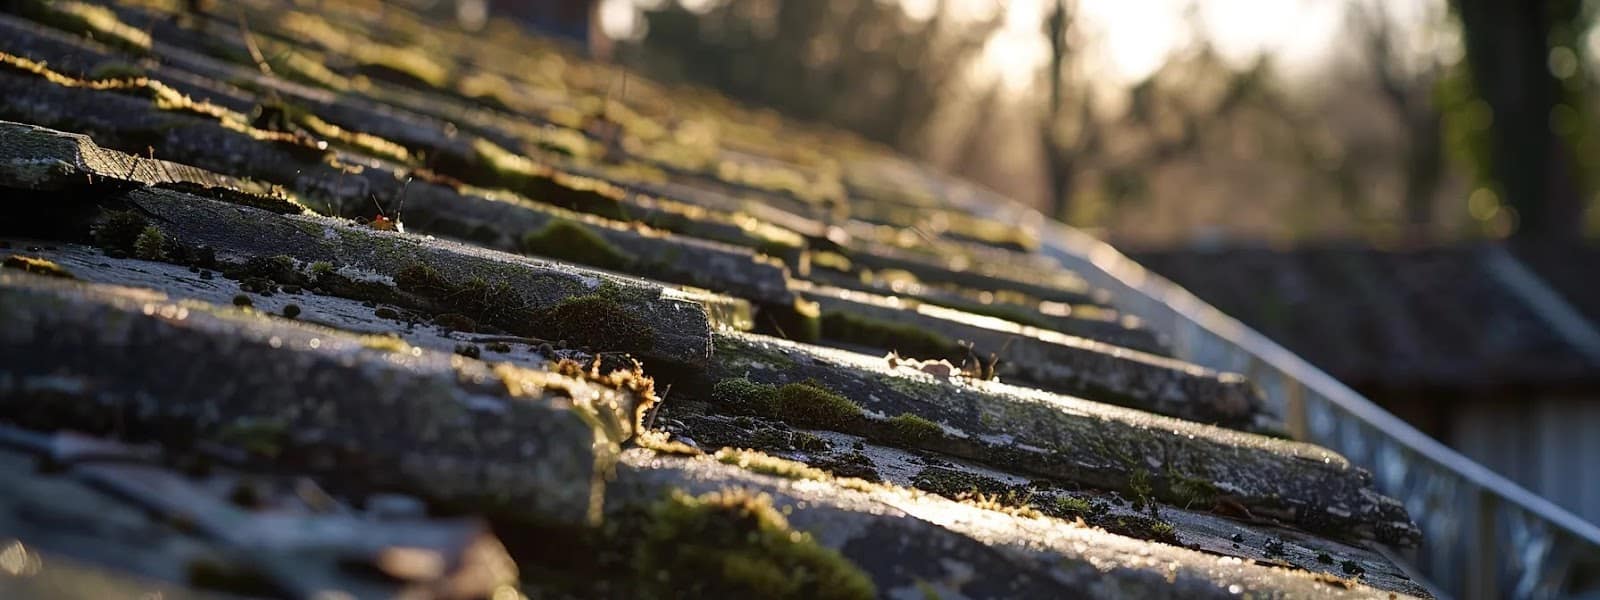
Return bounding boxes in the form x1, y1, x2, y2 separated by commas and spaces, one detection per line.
1133, 243, 1600, 392
0, 1, 1428, 597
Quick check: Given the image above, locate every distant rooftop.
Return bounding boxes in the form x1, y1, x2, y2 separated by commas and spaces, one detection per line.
1132, 242, 1600, 393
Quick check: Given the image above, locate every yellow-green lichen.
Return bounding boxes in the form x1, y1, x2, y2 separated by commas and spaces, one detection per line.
635, 430, 702, 456
633, 488, 875, 600
2, 255, 75, 279
359, 334, 411, 353
809, 250, 852, 273
295, 113, 412, 164
960, 492, 1044, 519
714, 448, 828, 481
467, 139, 631, 221
354, 44, 452, 90
17, 0, 152, 55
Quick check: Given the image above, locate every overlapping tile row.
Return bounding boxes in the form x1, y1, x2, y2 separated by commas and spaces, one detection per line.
0, 1, 1428, 598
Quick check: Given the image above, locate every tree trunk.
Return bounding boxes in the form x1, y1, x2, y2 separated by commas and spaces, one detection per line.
1041, 128, 1077, 222
1453, 0, 1585, 240
1403, 111, 1445, 235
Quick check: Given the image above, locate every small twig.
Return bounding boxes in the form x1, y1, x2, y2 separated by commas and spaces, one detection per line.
234, 10, 272, 78
368, 193, 387, 220
394, 176, 411, 223
764, 312, 789, 340
232, 8, 285, 106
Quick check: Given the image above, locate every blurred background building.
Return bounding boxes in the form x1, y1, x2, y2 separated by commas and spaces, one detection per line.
1133, 242, 1600, 525
461, 0, 1600, 525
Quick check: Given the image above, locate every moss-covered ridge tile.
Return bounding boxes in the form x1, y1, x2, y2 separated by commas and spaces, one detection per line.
604, 449, 1424, 598
699, 331, 1419, 547
801, 282, 1275, 432
117, 184, 720, 367
0, 270, 652, 525
0, 119, 296, 210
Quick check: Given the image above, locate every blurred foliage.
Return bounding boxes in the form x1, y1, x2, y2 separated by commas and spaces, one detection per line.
619, 0, 997, 149
608, 0, 1600, 244
1449, 0, 1597, 240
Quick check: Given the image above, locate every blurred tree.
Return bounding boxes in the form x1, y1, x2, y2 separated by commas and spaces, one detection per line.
1038, 1, 1286, 224
1351, 0, 1448, 237
619, 0, 998, 150
1039, 0, 1097, 222
1450, 0, 1591, 239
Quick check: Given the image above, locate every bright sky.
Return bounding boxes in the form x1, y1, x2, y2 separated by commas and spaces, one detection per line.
603, 0, 1441, 90
970, 0, 1351, 89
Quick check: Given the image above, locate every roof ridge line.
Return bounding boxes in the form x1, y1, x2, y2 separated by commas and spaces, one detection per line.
1481, 245, 1600, 365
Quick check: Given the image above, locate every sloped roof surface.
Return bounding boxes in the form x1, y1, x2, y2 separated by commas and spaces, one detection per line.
0, 1, 1428, 597
1133, 244, 1600, 391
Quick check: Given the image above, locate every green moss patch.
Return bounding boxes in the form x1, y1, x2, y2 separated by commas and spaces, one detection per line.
711, 377, 780, 414
1097, 514, 1180, 545
885, 413, 942, 445
15, 0, 152, 55
91, 210, 150, 256
539, 290, 655, 353
392, 263, 533, 327
133, 225, 166, 260
775, 381, 861, 429
1166, 468, 1220, 509
2, 255, 74, 279
910, 467, 1011, 498
293, 113, 412, 165
633, 488, 876, 600
1050, 495, 1094, 518
391, 264, 656, 353
820, 312, 963, 361
520, 219, 635, 271
707, 378, 861, 430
